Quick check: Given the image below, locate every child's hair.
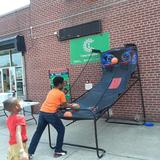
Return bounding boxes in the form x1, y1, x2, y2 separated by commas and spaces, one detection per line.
53, 76, 64, 87
3, 97, 18, 112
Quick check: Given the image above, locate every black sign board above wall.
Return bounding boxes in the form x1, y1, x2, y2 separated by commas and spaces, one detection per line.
58, 20, 102, 41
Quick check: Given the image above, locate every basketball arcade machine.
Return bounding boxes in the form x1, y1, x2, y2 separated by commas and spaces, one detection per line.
48, 44, 146, 159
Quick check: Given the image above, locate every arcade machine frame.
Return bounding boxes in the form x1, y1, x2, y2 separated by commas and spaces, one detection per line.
48, 46, 146, 159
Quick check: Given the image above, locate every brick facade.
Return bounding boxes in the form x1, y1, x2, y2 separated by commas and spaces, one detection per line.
0, 0, 160, 121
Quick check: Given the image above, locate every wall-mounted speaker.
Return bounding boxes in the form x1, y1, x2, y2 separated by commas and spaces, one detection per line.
0, 35, 26, 52
58, 20, 102, 41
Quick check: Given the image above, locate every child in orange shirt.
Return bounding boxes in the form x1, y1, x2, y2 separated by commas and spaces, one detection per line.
3, 98, 28, 160
28, 76, 73, 159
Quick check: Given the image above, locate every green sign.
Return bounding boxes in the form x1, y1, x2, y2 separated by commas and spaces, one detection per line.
49, 71, 71, 101
70, 32, 110, 64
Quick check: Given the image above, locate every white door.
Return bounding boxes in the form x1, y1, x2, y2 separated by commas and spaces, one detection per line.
0, 67, 17, 96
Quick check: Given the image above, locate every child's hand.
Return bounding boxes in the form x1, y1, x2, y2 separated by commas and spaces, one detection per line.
20, 151, 29, 160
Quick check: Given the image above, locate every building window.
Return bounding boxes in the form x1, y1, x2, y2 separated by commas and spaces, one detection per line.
0, 50, 10, 67
0, 49, 25, 98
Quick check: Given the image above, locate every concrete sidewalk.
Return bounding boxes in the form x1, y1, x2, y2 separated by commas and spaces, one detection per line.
0, 116, 160, 160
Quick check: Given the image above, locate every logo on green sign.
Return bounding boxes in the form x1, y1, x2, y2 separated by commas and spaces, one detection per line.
83, 38, 94, 53
70, 32, 110, 65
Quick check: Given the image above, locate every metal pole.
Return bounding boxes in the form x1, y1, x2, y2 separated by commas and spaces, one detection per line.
137, 63, 146, 123
94, 119, 106, 158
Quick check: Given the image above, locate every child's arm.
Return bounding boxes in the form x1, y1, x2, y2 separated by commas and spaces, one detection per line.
60, 102, 74, 109
16, 125, 28, 160
59, 92, 74, 109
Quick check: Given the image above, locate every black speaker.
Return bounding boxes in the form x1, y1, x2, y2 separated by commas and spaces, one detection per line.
58, 20, 102, 41
16, 35, 26, 52
0, 35, 26, 52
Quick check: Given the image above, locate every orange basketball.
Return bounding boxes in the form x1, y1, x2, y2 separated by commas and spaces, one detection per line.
64, 111, 72, 118
111, 57, 118, 64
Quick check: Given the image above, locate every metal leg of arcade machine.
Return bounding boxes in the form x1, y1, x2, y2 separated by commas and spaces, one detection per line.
48, 118, 106, 159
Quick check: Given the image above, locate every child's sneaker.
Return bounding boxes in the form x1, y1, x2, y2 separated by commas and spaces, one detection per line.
29, 154, 33, 159
54, 150, 67, 158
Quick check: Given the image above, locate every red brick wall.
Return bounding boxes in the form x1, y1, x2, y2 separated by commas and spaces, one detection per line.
0, 0, 160, 121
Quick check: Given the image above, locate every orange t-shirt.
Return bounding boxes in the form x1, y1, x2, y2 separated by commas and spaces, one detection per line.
40, 88, 67, 113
